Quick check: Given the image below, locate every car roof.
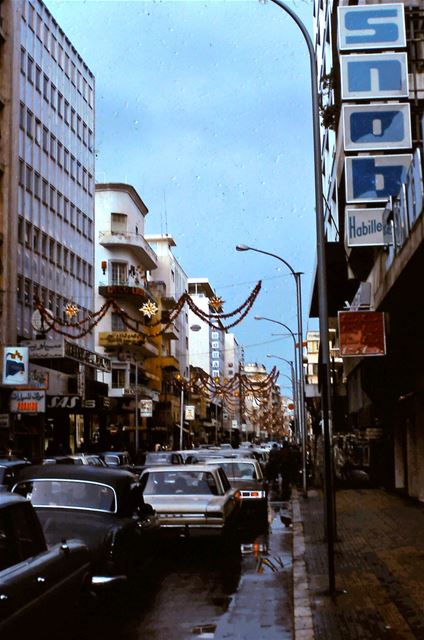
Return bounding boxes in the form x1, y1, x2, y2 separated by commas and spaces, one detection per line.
140, 464, 219, 474
203, 458, 257, 464
0, 458, 31, 468
16, 464, 137, 489
0, 493, 27, 508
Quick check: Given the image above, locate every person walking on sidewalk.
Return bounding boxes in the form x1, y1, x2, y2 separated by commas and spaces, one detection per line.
280, 442, 298, 500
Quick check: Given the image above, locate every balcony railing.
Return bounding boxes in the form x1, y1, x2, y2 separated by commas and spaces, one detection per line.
98, 278, 157, 303
99, 230, 158, 271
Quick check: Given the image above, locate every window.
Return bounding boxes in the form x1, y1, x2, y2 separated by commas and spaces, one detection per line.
24, 279, 31, 306
69, 253, 75, 273
33, 172, 40, 199
20, 48, 26, 74
50, 84, 56, 109
42, 180, 48, 204
57, 142, 63, 167
49, 239, 55, 263
57, 92, 63, 118
56, 243, 62, 265
41, 233, 47, 255
33, 227, 39, 253
111, 313, 125, 331
111, 213, 127, 233
26, 109, 33, 137
19, 160, 25, 186
34, 119, 41, 146
27, 56, 34, 83
42, 127, 49, 153
43, 74, 49, 101
64, 149, 69, 173
112, 367, 126, 389
111, 262, 127, 285
63, 248, 69, 272
70, 108, 76, 132
50, 134, 56, 159
18, 218, 24, 244
35, 65, 41, 92
25, 165, 33, 192
49, 186, 55, 210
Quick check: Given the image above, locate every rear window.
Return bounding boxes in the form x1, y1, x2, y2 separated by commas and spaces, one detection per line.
13, 479, 116, 513
141, 470, 219, 496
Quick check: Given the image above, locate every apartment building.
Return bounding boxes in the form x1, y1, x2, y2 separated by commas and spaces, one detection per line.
0, 0, 102, 458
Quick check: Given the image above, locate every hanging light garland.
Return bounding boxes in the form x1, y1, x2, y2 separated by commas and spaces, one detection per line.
34, 280, 261, 340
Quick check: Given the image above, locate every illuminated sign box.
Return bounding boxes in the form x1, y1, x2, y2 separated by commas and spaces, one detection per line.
10, 390, 46, 413
340, 53, 409, 101
345, 154, 412, 203
338, 311, 386, 357
342, 103, 412, 152
345, 208, 392, 247
338, 4, 406, 51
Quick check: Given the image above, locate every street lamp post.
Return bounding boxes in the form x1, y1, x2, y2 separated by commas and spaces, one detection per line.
254, 315, 307, 499
236, 245, 306, 489
267, 355, 297, 441
258, 0, 335, 594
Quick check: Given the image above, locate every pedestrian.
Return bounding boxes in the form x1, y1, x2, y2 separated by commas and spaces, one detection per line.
265, 443, 281, 488
279, 442, 298, 500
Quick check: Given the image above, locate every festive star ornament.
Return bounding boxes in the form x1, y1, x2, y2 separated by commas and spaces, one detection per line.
209, 296, 224, 310
64, 302, 79, 318
139, 301, 158, 318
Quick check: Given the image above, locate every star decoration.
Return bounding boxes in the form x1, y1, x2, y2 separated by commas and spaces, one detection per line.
139, 301, 158, 318
64, 303, 79, 318
209, 296, 224, 310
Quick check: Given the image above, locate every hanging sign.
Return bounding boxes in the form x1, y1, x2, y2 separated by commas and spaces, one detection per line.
338, 4, 406, 51
3, 347, 29, 385
139, 399, 153, 417
338, 311, 386, 357
185, 406, 195, 421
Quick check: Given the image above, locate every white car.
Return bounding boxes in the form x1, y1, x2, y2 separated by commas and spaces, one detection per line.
139, 464, 241, 539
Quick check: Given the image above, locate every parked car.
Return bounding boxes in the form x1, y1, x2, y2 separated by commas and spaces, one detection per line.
0, 493, 90, 636
42, 453, 108, 467
0, 458, 31, 492
133, 451, 184, 475
98, 451, 133, 470
139, 464, 241, 539
12, 465, 159, 582
203, 457, 268, 524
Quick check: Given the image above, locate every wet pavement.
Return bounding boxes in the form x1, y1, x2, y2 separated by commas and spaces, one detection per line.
297, 487, 424, 640
53, 491, 294, 640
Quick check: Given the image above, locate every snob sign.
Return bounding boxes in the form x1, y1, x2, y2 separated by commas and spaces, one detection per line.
338, 4, 411, 209
338, 4, 406, 51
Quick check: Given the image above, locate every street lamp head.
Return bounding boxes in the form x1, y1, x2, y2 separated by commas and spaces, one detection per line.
254, 316, 264, 321
235, 244, 251, 252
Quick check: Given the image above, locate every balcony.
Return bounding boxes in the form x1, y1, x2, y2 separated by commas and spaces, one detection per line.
99, 230, 158, 271
98, 278, 157, 304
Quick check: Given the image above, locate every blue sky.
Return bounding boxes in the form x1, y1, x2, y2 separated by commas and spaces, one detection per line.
46, 0, 317, 378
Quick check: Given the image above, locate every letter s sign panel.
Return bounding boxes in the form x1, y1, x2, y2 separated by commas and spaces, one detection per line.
345, 154, 412, 203
338, 4, 406, 51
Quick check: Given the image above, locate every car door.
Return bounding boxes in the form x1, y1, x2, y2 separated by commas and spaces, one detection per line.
0, 502, 89, 632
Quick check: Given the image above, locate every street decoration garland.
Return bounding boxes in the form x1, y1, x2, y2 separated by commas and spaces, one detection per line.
33, 281, 262, 340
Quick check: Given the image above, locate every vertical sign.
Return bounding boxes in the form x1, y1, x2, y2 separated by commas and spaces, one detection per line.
338, 4, 406, 51
3, 347, 29, 385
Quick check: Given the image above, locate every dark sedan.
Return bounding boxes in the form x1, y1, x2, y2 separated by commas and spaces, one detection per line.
12, 465, 159, 583
0, 493, 90, 636
0, 458, 31, 492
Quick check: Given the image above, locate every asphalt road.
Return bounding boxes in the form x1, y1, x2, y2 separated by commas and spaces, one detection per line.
48, 494, 293, 640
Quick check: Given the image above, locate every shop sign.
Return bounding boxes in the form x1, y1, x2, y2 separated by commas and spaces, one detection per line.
10, 390, 45, 413
20, 339, 65, 358
338, 4, 406, 51
15, 367, 49, 390
231, 420, 238, 430
3, 347, 29, 385
338, 311, 386, 357
139, 399, 153, 417
64, 341, 111, 372
342, 103, 411, 152
345, 154, 412, 203
99, 331, 144, 346
340, 52, 409, 101
48, 395, 81, 410
185, 405, 195, 421
346, 208, 392, 247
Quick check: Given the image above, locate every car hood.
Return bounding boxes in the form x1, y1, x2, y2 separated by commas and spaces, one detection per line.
143, 494, 225, 513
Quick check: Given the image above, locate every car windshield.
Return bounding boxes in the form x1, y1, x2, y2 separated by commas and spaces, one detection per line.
13, 479, 117, 513
145, 453, 173, 464
142, 471, 219, 496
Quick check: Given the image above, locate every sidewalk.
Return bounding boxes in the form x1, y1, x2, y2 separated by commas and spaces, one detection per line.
292, 486, 424, 640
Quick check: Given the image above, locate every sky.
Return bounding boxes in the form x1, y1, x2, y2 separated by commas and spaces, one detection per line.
45, 0, 318, 382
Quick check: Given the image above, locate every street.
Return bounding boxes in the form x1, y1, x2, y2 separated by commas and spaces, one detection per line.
53, 492, 293, 640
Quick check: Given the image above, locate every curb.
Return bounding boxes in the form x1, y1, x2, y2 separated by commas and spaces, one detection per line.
291, 487, 315, 640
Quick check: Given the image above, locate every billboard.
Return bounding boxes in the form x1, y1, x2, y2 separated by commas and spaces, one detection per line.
338, 311, 386, 357
3, 347, 29, 385
346, 208, 392, 247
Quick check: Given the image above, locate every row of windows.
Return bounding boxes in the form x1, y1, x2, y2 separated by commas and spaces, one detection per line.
19, 107, 94, 192
20, 49, 94, 150
18, 217, 93, 285
18, 161, 94, 239
23, 3, 94, 107
17, 278, 91, 321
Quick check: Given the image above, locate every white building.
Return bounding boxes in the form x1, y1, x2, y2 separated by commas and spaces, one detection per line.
145, 234, 189, 379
